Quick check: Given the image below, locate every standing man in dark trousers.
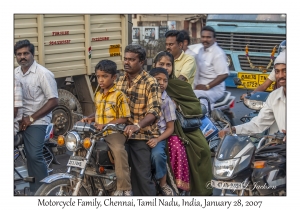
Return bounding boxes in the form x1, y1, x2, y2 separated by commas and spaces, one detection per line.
116, 44, 161, 195
14, 40, 58, 195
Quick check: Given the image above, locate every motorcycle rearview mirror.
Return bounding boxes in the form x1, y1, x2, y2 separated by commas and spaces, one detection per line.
233, 77, 250, 96
233, 77, 242, 86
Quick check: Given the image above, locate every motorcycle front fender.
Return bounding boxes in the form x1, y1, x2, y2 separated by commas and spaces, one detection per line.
40, 173, 75, 184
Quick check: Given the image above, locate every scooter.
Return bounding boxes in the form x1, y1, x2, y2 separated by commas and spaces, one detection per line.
14, 123, 59, 195
233, 77, 270, 134
210, 110, 286, 196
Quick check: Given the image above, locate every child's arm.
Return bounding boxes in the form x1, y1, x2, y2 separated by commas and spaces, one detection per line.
81, 113, 95, 123
95, 117, 128, 130
147, 121, 174, 148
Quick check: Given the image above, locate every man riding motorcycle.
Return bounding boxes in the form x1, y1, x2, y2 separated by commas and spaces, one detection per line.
219, 50, 286, 140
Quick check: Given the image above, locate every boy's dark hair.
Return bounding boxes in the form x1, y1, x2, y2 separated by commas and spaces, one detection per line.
95, 60, 117, 75
201, 26, 216, 38
125, 44, 146, 62
14, 39, 35, 56
149, 67, 169, 79
180, 30, 191, 45
165, 30, 184, 43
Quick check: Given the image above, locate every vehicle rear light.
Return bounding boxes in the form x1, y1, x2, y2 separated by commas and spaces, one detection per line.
99, 166, 105, 174
50, 129, 54, 139
229, 100, 235, 109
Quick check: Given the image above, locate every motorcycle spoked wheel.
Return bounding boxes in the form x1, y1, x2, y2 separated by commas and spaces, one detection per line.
35, 179, 88, 196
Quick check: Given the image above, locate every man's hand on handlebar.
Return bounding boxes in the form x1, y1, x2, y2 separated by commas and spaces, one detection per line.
81, 117, 94, 124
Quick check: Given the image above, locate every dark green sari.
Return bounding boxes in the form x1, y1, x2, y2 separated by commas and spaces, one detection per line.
165, 61, 213, 196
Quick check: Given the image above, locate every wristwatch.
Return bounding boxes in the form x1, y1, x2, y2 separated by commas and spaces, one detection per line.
29, 115, 34, 123
134, 123, 141, 129
205, 84, 210, 90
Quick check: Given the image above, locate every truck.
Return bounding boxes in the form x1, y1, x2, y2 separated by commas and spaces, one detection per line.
14, 14, 132, 142
205, 14, 286, 91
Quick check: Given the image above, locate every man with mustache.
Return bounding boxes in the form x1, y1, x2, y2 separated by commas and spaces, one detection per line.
14, 39, 58, 195
219, 51, 286, 139
165, 30, 196, 85
193, 26, 229, 110
116, 44, 161, 195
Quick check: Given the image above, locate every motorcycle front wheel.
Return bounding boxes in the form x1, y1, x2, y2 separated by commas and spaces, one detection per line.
35, 179, 88, 196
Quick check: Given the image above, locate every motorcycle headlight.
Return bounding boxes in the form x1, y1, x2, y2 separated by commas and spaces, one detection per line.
244, 98, 265, 110
65, 131, 81, 151
213, 158, 240, 179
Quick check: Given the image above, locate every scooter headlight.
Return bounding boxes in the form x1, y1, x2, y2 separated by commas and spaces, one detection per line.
244, 98, 265, 111
65, 131, 81, 151
213, 158, 240, 179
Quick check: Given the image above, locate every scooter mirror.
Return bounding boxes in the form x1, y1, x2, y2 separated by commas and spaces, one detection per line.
233, 77, 242, 86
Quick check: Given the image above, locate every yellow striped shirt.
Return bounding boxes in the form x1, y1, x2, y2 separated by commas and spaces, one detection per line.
95, 84, 131, 136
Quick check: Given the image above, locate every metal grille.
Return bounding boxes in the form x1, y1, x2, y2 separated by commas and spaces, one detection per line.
238, 55, 274, 72
43, 146, 53, 168
216, 32, 286, 53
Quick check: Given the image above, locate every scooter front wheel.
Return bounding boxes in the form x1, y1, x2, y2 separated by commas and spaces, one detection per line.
35, 178, 88, 196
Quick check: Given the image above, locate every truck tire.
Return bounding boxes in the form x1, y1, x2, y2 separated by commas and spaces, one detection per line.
51, 89, 83, 155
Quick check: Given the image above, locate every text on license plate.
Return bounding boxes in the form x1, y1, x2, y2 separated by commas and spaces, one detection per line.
67, 159, 86, 169
210, 180, 244, 190
237, 73, 275, 92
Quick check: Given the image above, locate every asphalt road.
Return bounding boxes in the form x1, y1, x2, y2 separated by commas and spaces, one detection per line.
14, 87, 253, 196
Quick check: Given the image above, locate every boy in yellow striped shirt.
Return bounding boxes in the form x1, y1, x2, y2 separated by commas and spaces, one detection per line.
81, 60, 132, 196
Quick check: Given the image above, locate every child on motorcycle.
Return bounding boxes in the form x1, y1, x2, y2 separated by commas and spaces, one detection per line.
148, 67, 177, 196
81, 60, 132, 196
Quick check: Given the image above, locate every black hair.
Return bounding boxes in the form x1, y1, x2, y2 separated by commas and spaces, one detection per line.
165, 30, 184, 43
149, 67, 169, 79
125, 44, 146, 62
201, 26, 216, 38
95, 59, 117, 75
14, 39, 35, 56
180, 30, 191, 45
153, 51, 174, 66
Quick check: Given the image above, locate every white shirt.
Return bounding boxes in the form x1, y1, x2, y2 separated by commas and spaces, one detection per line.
268, 68, 276, 81
193, 42, 229, 91
235, 87, 286, 135
15, 61, 58, 125
185, 43, 203, 58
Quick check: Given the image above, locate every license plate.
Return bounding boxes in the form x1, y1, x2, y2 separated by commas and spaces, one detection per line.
67, 159, 87, 169
237, 72, 275, 92
210, 180, 244, 190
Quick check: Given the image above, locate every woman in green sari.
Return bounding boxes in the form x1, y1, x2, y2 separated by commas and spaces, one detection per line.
153, 51, 213, 196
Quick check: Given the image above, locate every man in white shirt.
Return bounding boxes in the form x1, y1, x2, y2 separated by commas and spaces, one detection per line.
14, 39, 58, 194
219, 51, 286, 138
193, 26, 229, 110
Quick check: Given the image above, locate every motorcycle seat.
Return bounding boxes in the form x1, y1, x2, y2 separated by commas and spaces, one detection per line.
215, 91, 230, 103
14, 134, 23, 148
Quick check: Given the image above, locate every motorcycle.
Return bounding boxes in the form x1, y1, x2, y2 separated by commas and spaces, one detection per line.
35, 123, 126, 196
233, 77, 270, 134
198, 96, 230, 155
14, 123, 59, 195
210, 110, 286, 196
